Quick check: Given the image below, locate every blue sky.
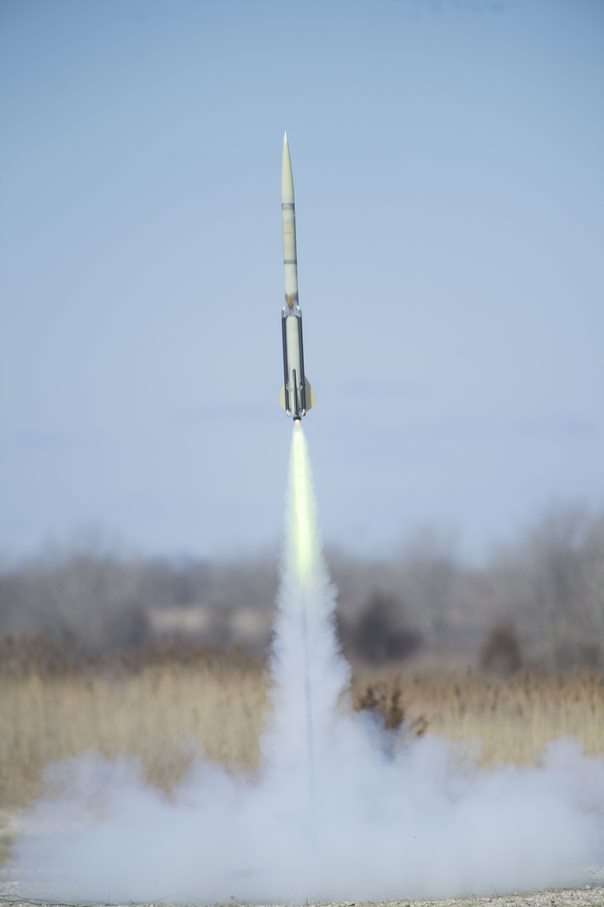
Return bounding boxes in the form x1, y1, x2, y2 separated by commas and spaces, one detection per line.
1, 0, 603, 562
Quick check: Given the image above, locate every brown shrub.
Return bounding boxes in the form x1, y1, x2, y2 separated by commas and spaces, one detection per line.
480, 624, 523, 675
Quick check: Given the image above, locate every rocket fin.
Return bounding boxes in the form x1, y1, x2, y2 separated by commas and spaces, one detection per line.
304, 379, 315, 411
280, 386, 287, 411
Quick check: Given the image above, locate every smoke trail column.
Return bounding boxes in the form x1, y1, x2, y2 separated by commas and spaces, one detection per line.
265, 425, 350, 810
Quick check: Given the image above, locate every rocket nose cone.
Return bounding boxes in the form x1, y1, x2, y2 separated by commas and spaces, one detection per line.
281, 133, 294, 204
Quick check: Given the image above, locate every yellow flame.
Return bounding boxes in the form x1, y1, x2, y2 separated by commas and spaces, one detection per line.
290, 424, 315, 582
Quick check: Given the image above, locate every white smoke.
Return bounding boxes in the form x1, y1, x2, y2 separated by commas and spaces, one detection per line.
8, 427, 604, 903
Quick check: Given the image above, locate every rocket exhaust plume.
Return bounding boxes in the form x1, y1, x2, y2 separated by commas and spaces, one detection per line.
7, 425, 604, 904
286, 426, 317, 801
265, 426, 348, 813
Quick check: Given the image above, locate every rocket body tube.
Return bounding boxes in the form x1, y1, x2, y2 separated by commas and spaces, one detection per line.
281, 307, 307, 419
279, 134, 314, 420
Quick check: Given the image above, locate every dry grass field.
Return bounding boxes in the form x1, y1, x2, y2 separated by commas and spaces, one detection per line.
1, 642, 603, 816
0, 647, 268, 811
350, 668, 604, 766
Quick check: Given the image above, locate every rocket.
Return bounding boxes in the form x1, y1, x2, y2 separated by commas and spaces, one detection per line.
280, 133, 315, 421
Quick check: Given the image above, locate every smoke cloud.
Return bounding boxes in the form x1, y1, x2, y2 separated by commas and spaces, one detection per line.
9, 428, 604, 902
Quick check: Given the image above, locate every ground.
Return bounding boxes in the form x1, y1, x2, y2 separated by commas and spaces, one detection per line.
1, 893, 604, 907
